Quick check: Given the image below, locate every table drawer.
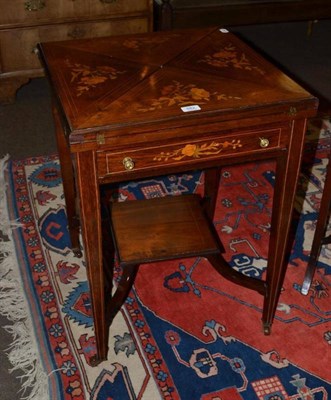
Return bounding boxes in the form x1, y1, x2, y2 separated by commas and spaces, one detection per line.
97, 127, 283, 179
0, 18, 149, 72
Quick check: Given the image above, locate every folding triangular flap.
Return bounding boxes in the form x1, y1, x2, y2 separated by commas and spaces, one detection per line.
41, 43, 158, 125
49, 28, 215, 67
167, 29, 301, 89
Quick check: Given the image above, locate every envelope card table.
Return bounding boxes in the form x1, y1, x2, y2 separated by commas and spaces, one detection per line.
38, 27, 318, 364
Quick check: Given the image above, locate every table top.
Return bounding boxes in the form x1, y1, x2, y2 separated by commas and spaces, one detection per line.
39, 27, 317, 141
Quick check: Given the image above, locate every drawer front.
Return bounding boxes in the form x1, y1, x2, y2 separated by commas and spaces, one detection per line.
0, 18, 149, 72
88, 0, 151, 18
0, 0, 89, 26
0, 0, 150, 26
97, 127, 283, 180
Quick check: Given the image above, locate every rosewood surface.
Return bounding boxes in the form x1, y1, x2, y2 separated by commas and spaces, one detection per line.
38, 27, 318, 364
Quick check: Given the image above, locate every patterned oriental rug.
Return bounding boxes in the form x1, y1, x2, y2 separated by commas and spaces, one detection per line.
0, 118, 330, 400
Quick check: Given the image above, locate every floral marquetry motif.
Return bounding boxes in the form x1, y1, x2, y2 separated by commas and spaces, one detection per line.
153, 140, 243, 162
198, 43, 265, 75
66, 60, 126, 96
122, 34, 181, 51
138, 80, 241, 112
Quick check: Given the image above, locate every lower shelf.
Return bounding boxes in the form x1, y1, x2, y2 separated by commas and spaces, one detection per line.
110, 194, 222, 266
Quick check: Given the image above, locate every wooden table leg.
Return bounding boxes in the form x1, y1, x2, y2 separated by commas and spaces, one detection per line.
262, 119, 307, 334
204, 167, 221, 220
52, 106, 81, 255
75, 150, 108, 364
301, 151, 331, 295
105, 264, 140, 328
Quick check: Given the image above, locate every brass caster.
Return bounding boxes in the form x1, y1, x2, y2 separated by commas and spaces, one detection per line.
301, 281, 311, 296
263, 323, 271, 336
73, 248, 83, 258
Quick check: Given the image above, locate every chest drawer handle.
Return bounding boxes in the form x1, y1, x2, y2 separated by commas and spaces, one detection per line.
123, 157, 135, 171
259, 137, 270, 148
68, 27, 86, 39
24, 0, 45, 11
100, 0, 118, 3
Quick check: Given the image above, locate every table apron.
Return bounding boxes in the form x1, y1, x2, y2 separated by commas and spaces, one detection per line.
96, 125, 289, 181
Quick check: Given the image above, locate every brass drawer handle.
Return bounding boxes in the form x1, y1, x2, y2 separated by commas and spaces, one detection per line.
68, 27, 86, 39
123, 157, 135, 171
24, 0, 45, 11
259, 137, 269, 148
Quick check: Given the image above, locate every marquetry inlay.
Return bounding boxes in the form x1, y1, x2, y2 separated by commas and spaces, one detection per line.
66, 60, 126, 96
138, 81, 241, 112
122, 34, 181, 51
153, 140, 243, 162
198, 43, 265, 75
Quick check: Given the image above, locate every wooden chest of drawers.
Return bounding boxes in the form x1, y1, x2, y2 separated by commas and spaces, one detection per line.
0, 0, 153, 104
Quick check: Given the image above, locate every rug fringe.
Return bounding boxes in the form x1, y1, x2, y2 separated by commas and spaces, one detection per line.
0, 155, 49, 400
